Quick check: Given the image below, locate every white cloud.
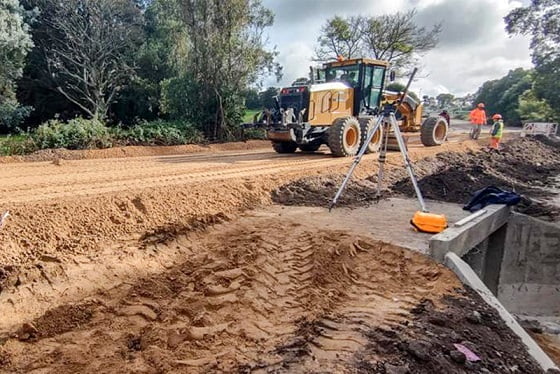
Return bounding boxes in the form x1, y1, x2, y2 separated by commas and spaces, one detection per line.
262, 0, 532, 97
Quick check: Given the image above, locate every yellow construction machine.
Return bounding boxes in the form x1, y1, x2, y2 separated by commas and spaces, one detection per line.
244, 58, 449, 156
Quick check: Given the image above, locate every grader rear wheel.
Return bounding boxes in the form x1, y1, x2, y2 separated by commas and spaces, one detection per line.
359, 118, 383, 153
421, 117, 448, 146
328, 117, 361, 157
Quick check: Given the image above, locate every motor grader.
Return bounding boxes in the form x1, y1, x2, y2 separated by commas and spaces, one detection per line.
245, 58, 449, 156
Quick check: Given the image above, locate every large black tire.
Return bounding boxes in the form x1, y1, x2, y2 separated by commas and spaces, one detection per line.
359, 118, 383, 154
327, 117, 361, 157
299, 143, 321, 153
421, 116, 448, 146
272, 141, 298, 154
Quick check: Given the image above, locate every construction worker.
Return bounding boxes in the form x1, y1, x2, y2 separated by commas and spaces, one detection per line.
489, 114, 504, 151
440, 110, 451, 126
469, 103, 487, 140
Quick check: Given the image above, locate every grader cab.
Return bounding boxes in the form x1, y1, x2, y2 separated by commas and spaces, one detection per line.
245, 58, 449, 156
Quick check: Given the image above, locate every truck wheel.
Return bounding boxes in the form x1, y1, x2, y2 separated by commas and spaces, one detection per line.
272, 141, 298, 153
359, 118, 383, 153
328, 117, 361, 157
299, 143, 321, 153
421, 117, 448, 146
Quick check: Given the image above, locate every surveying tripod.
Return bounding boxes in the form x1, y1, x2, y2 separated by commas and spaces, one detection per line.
329, 68, 428, 213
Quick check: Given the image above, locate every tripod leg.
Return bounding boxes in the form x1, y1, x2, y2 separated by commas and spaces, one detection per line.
375, 121, 391, 199
329, 115, 384, 211
390, 114, 428, 212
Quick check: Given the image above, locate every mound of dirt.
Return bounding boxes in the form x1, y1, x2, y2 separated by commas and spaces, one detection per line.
273, 137, 560, 221
15, 303, 95, 341
272, 175, 379, 208
0, 140, 270, 163
392, 137, 560, 221
354, 287, 542, 373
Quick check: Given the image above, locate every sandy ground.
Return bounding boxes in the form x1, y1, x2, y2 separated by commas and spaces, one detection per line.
0, 127, 545, 373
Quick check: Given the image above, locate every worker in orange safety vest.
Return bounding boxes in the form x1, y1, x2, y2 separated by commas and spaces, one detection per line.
469, 103, 487, 140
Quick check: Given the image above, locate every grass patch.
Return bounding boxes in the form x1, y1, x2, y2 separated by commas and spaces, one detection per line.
242, 110, 261, 123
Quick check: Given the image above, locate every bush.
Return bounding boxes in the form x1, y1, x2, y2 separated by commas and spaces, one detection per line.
116, 120, 204, 146
32, 117, 113, 150
0, 134, 36, 156
0, 102, 32, 133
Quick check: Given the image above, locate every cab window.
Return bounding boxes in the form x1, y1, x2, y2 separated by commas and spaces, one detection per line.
325, 65, 360, 87
366, 66, 385, 108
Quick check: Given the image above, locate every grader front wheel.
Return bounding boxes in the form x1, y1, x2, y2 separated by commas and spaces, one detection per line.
328, 117, 361, 157
421, 117, 448, 146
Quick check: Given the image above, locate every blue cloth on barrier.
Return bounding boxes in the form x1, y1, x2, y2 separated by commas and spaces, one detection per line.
463, 186, 521, 212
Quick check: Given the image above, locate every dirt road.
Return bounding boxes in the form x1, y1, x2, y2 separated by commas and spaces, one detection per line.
0, 136, 479, 327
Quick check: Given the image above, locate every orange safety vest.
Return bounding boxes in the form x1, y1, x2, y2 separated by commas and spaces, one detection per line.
469, 108, 487, 125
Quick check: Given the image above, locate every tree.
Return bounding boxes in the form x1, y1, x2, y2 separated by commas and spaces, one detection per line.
436, 93, 454, 109
162, 0, 281, 140
259, 87, 279, 109
0, 0, 34, 131
517, 89, 554, 122
315, 16, 364, 61
361, 10, 441, 70
314, 10, 441, 70
244, 88, 260, 110
384, 82, 419, 102
474, 68, 533, 126
505, 1, 560, 116
111, 0, 182, 124
30, 0, 143, 120
0, 0, 33, 98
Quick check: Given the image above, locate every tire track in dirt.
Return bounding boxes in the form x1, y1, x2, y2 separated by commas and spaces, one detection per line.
0, 217, 460, 373
1, 156, 345, 203
0, 140, 480, 313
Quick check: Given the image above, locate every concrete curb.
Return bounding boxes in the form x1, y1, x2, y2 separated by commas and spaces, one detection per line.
430, 204, 510, 262
445, 252, 558, 372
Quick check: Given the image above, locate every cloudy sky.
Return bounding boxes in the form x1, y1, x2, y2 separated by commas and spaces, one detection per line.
261, 0, 533, 97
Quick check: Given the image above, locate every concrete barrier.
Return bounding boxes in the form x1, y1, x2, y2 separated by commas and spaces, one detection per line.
429, 204, 511, 262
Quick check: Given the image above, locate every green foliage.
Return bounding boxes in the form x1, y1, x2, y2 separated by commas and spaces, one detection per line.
242, 128, 266, 140
0, 134, 36, 155
316, 11, 441, 70
116, 120, 204, 146
474, 68, 533, 126
0, 101, 32, 132
436, 93, 455, 109
517, 89, 554, 122
20, 0, 143, 120
0, 0, 33, 99
259, 87, 279, 109
316, 16, 364, 61
32, 117, 113, 150
244, 89, 260, 110
163, 0, 281, 140
506, 1, 560, 116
